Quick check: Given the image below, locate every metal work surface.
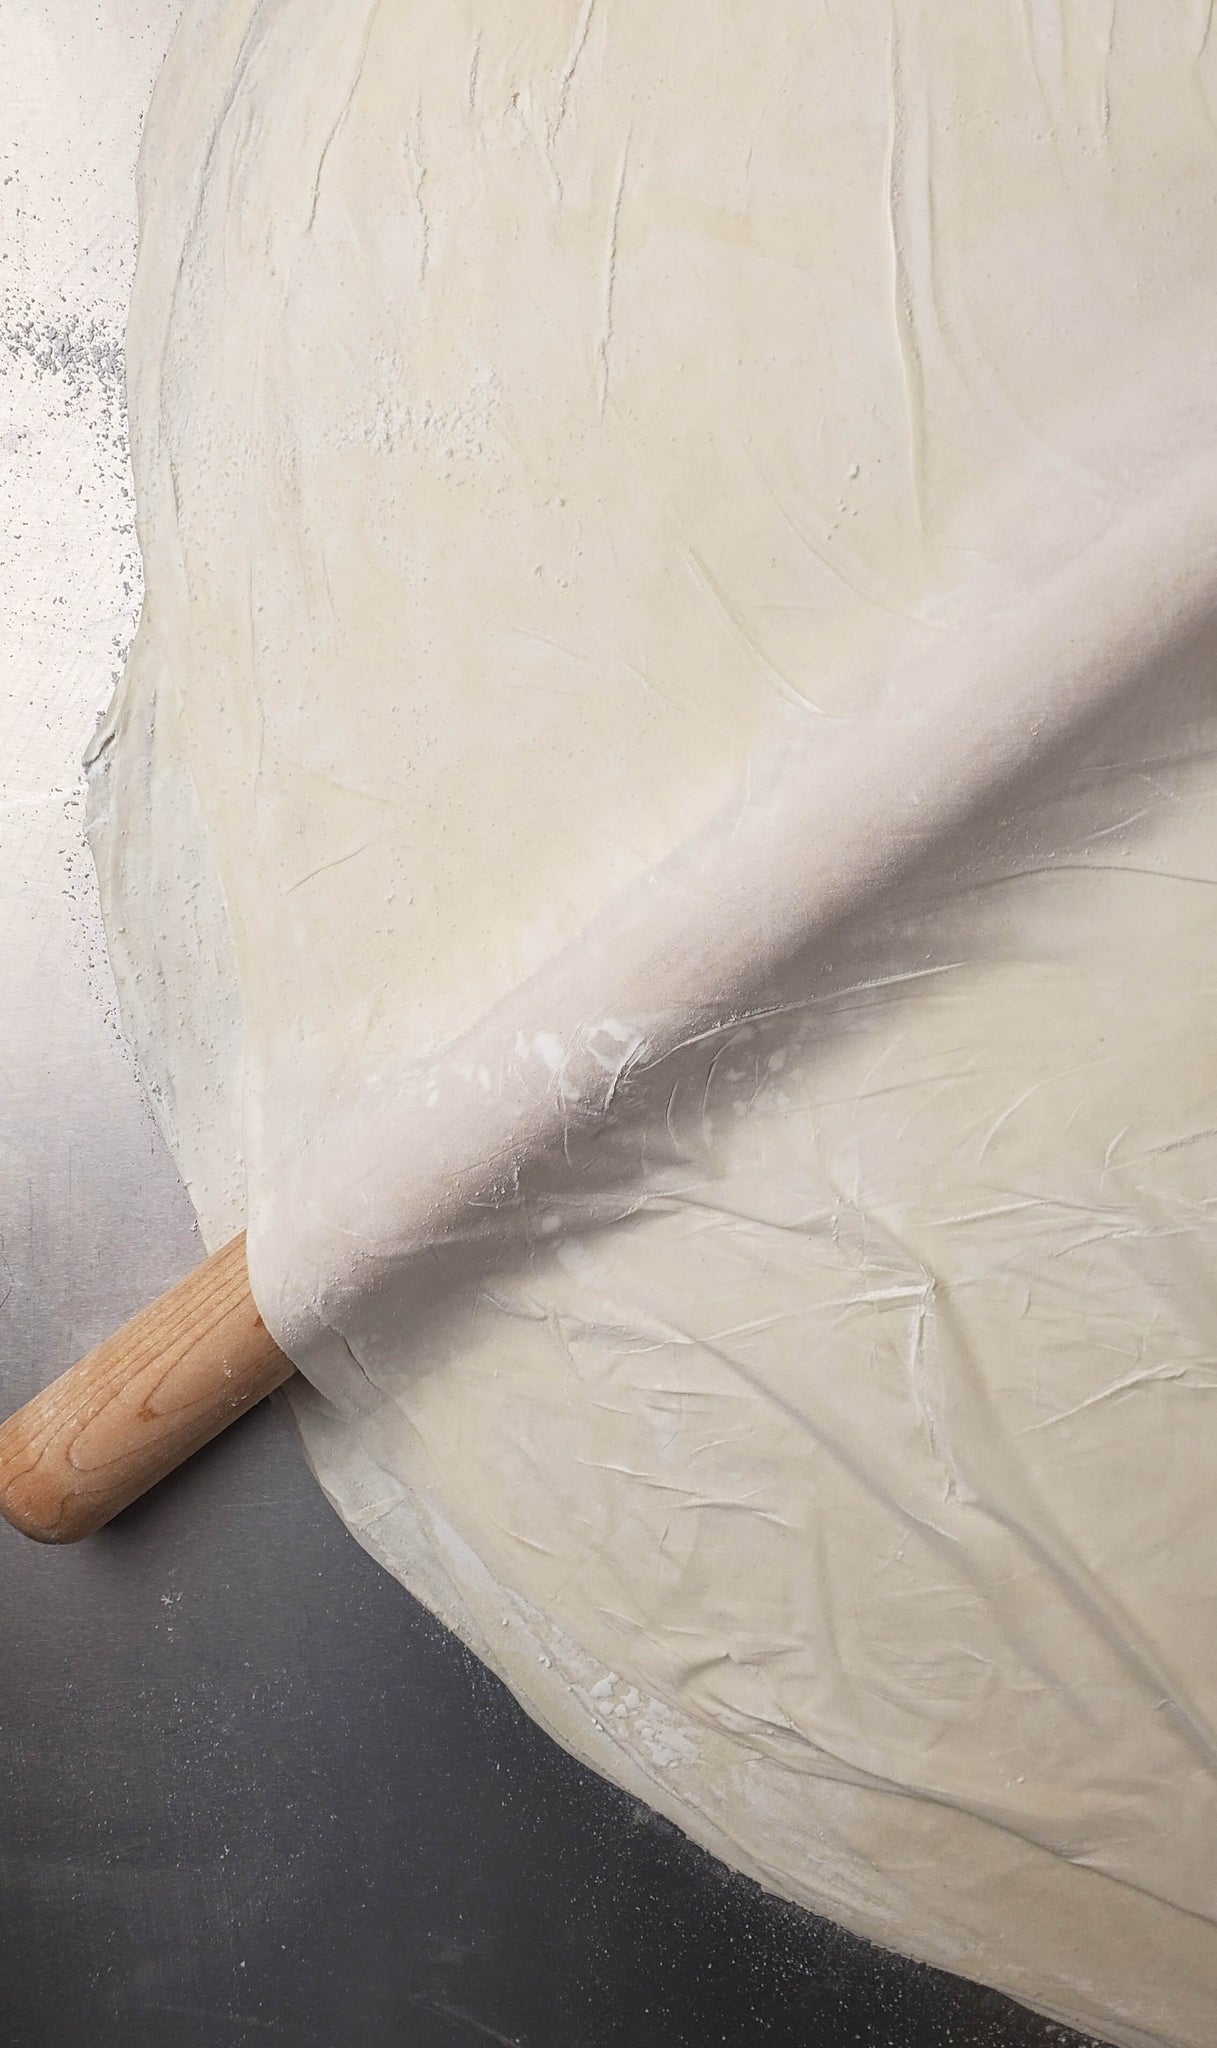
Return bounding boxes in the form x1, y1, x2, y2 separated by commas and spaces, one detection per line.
0, 9, 1106, 2045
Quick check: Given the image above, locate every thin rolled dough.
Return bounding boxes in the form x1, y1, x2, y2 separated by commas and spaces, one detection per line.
90, 3, 1217, 2041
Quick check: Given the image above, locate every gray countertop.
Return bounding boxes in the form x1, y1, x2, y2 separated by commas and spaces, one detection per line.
0, 10, 1107, 2044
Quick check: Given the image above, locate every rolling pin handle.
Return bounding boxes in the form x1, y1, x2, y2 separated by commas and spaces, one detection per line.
0, 1233, 292, 1543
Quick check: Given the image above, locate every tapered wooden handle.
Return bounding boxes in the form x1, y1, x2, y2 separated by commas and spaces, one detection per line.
0, 1234, 292, 1543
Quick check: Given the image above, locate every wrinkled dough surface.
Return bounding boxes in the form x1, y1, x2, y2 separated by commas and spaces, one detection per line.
91, 4, 1217, 2043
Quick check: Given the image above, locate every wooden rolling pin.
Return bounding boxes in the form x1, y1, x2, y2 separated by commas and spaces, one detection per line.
0, 1235, 291, 1543
9, 439, 1217, 1547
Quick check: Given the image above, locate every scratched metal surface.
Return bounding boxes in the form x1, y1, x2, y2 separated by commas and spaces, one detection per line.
0, 10, 1111, 2047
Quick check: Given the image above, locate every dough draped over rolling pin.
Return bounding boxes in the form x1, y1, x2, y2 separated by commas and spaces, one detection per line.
90, 3, 1217, 2040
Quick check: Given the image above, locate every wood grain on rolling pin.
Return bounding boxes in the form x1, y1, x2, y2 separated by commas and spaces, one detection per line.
0, 1234, 292, 1543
